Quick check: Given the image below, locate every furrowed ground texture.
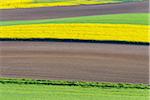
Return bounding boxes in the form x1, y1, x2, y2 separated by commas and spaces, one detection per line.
1, 13, 149, 26
0, 0, 145, 9
0, 24, 149, 42
0, 78, 149, 100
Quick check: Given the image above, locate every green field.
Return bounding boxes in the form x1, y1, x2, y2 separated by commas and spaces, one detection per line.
0, 1, 149, 100
0, 83, 149, 100
1, 13, 149, 26
0, 78, 149, 100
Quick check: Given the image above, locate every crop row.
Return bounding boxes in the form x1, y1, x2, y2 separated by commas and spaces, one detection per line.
0, 78, 149, 89
0, 24, 149, 42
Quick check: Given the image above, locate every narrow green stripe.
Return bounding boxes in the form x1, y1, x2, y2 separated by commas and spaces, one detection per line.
0, 78, 149, 89
0, 13, 149, 26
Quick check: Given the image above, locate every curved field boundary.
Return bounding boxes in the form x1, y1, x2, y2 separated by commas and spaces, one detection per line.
1, 13, 149, 26
0, 78, 149, 89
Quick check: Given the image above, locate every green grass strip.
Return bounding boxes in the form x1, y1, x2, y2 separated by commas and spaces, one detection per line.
0, 78, 149, 89
1, 13, 149, 26
0, 83, 149, 100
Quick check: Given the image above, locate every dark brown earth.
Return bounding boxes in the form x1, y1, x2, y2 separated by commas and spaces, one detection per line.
0, 1, 149, 21
0, 42, 149, 84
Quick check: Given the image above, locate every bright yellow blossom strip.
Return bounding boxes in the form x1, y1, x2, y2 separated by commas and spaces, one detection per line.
0, 0, 115, 9
0, 2, 76, 9
0, 24, 149, 42
0, 0, 32, 3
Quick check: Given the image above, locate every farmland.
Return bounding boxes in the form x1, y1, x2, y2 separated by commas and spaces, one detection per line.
0, 0, 145, 9
0, 78, 149, 100
1, 13, 149, 25
0, 0, 149, 100
0, 83, 149, 100
0, 42, 149, 83
0, 13, 149, 43
0, 24, 149, 42
0, 2, 149, 43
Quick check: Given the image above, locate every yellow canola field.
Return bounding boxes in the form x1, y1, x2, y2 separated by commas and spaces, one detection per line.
0, 0, 32, 3
0, 0, 114, 9
0, 24, 149, 42
0, 2, 76, 9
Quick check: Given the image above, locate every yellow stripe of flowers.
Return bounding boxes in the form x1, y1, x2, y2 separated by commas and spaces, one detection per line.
0, 0, 112, 9
0, 24, 149, 42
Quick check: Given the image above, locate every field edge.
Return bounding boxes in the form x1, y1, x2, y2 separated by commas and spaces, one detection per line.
0, 77, 149, 89
0, 38, 149, 45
